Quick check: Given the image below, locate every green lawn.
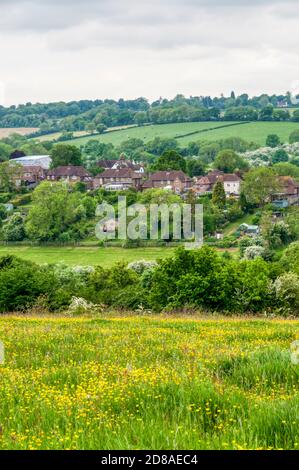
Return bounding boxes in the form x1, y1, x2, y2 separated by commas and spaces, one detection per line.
0, 245, 175, 267
60, 121, 299, 147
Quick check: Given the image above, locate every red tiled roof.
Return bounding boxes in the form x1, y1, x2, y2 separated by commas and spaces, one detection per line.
196, 176, 211, 185
99, 168, 142, 179
96, 160, 117, 169
220, 174, 241, 182
148, 171, 188, 182
47, 166, 91, 177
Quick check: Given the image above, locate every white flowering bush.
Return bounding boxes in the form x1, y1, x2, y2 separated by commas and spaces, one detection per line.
52, 262, 94, 287
243, 245, 266, 260
241, 142, 299, 167
68, 296, 103, 315
272, 272, 299, 315
127, 260, 158, 275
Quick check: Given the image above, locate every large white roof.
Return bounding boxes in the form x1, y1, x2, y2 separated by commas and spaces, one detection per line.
12, 155, 52, 169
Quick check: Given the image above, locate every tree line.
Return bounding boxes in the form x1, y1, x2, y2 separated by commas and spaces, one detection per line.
0, 92, 298, 132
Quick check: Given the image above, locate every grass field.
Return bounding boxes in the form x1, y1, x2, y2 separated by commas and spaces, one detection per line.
179, 121, 299, 146
0, 246, 175, 267
61, 121, 299, 147
0, 314, 298, 449
36, 125, 138, 142
0, 127, 39, 138
63, 122, 240, 147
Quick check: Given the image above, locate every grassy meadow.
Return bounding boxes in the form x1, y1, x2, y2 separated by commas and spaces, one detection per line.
0, 314, 298, 450
178, 121, 299, 146
0, 245, 175, 267
62, 122, 239, 147
59, 121, 299, 147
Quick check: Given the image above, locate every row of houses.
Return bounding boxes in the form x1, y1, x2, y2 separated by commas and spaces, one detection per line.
10, 155, 299, 204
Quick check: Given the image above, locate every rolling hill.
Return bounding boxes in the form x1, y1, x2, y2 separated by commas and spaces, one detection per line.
58, 121, 299, 147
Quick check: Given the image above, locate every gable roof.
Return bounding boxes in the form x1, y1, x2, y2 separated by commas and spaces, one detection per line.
195, 176, 211, 185
98, 168, 142, 179
47, 166, 91, 178
96, 160, 117, 169
148, 171, 189, 182
220, 173, 241, 182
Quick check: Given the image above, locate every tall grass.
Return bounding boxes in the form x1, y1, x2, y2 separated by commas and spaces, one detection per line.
0, 315, 298, 449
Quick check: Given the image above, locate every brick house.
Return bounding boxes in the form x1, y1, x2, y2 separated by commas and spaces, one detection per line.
93, 168, 143, 190
46, 166, 93, 187
272, 176, 299, 207
21, 165, 45, 186
141, 171, 192, 193
220, 173, 241, 196
193, 170, 241, 196
97, 155, 145, 174
14, 165, 45, 188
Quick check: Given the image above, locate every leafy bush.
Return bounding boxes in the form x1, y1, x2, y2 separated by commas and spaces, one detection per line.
0, 193, 11, 204
81, 263, 140, 308
0, 259, 54, 312
147, 246, 237, 311
239, 235, 264, 256
272, 272, 299, 315
267, 221, 292, 248
280, 241, 299, 275
127, 259, 158, 274
0, 204, 7, 220
2, 213, 26, 241
234, 258, 271, 312
243, 245, 266, 260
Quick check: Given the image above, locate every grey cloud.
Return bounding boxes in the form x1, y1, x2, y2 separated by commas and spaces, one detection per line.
0, 0, 297, 32
0, 0, 298, 105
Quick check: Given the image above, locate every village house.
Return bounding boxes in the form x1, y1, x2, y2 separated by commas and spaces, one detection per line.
46, 166, 93, 188
221, 173, 241, 196
97, 155, 145, 174
192, 176, 211, 194
192, 170, 241, 196
17, 165, 45, 188
271, 176, 299, 207
141, 171, 192, 194
93, 168, 143, 190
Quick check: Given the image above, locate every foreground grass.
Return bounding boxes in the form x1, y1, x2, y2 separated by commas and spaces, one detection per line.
0, 246, 175, 267
0, 314, 298, 450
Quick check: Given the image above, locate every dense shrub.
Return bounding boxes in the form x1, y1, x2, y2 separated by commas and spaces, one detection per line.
234, 258, 271, 312
147, 246, 237, 311
272, 272, 299, 315
0, 245, 298, 315
280, 241, 299, 275
2, 213, 26, 241
0, 259, 54, 312
243, 245, 266, 260
80, 263, 142, 308
127, 259, 158, 274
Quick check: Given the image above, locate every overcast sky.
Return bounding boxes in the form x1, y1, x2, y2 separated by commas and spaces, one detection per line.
0, 0, 299, 105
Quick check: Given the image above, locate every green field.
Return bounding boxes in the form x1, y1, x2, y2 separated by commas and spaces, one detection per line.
0, 314, 298, 449
61, 121, 299, 147
63, 122, 240, 147
0, 245, 175, 267
179, 121, 299, 146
